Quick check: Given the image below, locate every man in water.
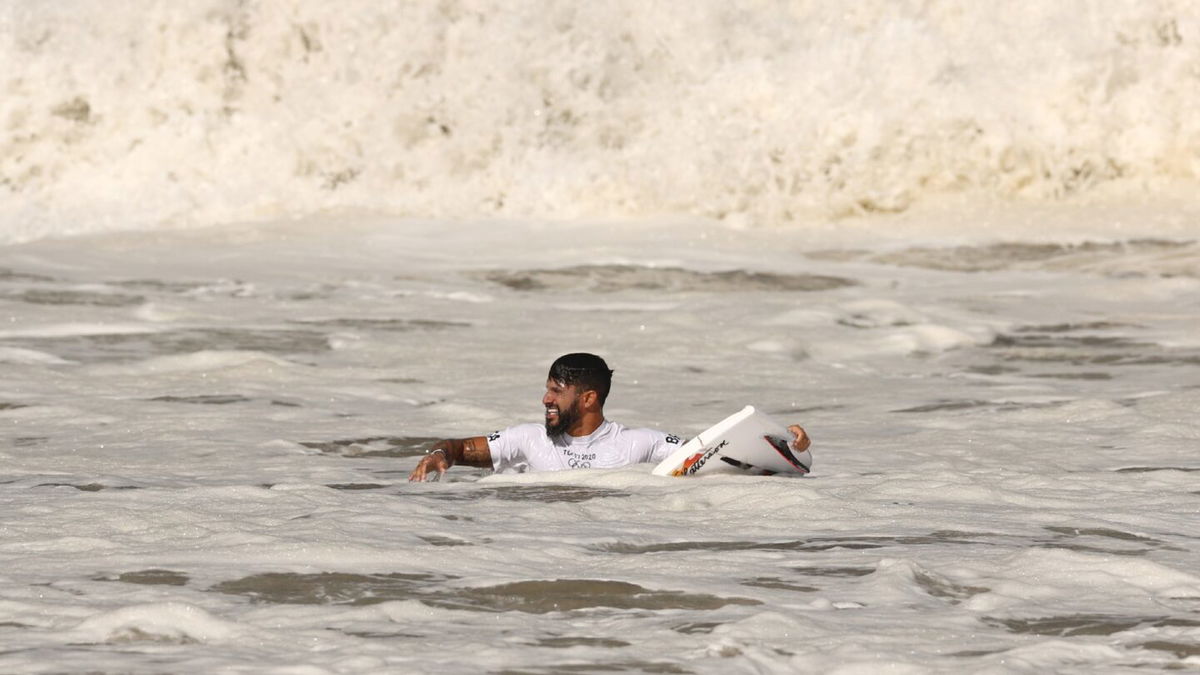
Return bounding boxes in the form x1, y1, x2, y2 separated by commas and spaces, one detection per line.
408, 353, 811, 481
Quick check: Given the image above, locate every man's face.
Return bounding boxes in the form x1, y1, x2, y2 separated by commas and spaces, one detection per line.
543, 378, 581, 435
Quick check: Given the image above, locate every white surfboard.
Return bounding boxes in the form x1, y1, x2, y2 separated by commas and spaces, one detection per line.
652, 406, 812, 477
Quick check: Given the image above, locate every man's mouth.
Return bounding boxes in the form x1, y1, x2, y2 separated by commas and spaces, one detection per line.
545, 406, 560, 418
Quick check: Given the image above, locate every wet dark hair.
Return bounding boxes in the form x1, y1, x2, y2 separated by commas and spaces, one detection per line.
548, 353, 613, 405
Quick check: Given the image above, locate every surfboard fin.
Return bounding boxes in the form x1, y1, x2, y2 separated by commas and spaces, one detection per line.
719, 456, 777, 476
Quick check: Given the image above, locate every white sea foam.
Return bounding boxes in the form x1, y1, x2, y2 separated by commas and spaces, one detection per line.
69, 602, 241, 644
0, 322, 158, 338
0, 346, 72, 364
3, 1, 1200, 243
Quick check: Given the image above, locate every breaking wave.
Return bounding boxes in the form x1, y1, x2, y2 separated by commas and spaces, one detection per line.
3, 0, 1199, 242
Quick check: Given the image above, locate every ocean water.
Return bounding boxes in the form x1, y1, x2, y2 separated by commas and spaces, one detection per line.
3, 2, 1200, 674
2, 213, 1199, 673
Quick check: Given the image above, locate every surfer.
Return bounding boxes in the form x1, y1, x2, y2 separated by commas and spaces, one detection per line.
408, 353, 811, 481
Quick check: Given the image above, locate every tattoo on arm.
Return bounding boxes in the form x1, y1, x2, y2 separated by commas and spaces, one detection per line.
457, 436, 492, 467
424, 436, 492, 470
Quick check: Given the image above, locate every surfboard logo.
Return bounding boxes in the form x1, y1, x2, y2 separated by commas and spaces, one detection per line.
764, 435, 811, 474
673, 440, 728, 476
669, 454, 702, 476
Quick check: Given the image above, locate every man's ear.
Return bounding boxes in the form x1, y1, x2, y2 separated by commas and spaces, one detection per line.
581, 389, 600, 410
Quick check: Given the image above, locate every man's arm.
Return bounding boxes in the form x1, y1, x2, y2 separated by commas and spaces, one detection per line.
408, 436, 493, 482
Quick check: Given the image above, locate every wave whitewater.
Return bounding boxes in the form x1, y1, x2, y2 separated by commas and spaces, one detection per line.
3, 0, 1199, 242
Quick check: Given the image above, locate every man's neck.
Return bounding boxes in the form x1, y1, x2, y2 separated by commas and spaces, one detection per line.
566, 413, 605, 437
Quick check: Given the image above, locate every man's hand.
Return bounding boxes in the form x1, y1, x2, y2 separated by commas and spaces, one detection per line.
788, 425, 811, 453
408, 450, 450, 482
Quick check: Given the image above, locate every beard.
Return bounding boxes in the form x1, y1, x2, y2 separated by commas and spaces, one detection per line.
545, 399, 581, 436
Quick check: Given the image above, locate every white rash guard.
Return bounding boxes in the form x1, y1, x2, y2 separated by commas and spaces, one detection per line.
487, 420, 682, 473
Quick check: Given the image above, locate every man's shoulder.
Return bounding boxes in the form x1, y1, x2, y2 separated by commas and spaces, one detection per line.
487, 423, 546, 443
608, 421, 681, 445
